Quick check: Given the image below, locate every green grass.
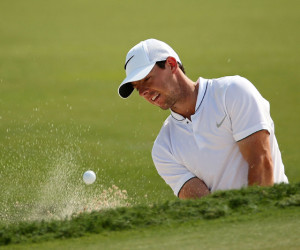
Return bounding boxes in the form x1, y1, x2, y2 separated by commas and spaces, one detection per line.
0, 0, 300, 248
5, 208, 299, 250
1, 183, 299, 247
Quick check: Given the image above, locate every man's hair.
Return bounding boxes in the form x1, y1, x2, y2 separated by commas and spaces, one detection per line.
156, 60, 186, 74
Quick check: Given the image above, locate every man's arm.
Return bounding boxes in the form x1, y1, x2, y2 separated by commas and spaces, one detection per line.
237, 130, 274, 186
178, 177, 210, 199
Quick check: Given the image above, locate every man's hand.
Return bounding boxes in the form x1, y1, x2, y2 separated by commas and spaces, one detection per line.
178, 177, 210, 199
237, 130, 274, 186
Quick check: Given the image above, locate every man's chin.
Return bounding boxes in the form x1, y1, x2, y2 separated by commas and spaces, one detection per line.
159, 106, 169, 110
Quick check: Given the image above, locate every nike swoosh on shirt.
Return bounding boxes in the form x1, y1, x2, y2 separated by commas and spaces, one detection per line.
216, 114, 227, 128
124, 55, 134, 70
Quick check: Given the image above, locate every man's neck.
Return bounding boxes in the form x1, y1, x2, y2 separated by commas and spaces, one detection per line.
171, 77, 199, 120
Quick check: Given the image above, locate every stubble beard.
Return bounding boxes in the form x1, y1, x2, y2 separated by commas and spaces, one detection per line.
159, 91, 179, 111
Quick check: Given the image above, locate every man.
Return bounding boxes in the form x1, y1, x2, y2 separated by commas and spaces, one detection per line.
118, 38, 288, 199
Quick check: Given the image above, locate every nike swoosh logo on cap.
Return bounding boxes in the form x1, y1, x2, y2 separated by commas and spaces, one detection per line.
124, 55, 134, 70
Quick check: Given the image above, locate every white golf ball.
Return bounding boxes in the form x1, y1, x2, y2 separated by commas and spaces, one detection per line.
83, 170, 96, 185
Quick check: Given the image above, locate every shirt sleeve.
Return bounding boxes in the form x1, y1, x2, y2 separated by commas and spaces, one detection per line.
225, 76, 273, 141
152, 140, 195, 197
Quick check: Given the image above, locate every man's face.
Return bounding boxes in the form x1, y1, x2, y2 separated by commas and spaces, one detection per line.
131, 63, 180, 110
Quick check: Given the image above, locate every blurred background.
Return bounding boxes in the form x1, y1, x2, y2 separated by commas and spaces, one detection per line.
0, 0, 299, 223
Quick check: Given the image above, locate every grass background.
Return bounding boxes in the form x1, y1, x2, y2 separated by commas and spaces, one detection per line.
1, 183, 300, 247
4, 208, 300, 250
0, 0, 299, 248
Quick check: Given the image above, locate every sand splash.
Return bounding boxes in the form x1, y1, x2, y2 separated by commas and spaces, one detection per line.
0, 122, 130, 224
27, 156, 130, 222
2, 158, 130, 224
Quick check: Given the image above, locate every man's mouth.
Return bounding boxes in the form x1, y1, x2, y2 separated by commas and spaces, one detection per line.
151, 93, 160, 102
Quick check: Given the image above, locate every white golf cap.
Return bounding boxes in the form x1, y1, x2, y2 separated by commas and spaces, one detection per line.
118, 39, 181, 98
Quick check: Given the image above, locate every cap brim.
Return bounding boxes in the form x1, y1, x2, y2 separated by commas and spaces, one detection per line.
118, 62, 156, 98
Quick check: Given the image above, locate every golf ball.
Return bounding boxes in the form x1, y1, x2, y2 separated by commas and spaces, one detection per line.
83, 170, 96, 185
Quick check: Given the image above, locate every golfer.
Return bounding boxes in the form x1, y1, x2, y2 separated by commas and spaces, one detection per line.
118, 39, 288, 199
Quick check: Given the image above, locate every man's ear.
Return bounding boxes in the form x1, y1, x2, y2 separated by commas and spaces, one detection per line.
166, 57, 178, 73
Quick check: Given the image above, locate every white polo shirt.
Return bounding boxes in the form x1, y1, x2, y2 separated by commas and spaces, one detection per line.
152, 76, 288, 196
